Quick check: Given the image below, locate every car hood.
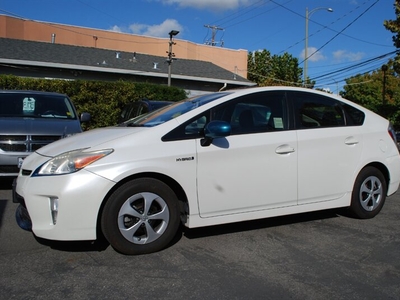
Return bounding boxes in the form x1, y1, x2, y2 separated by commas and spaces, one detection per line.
36, 126, 147, 157
0, 117, 82, 135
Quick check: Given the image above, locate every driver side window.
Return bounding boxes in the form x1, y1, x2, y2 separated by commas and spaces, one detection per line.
162, 91, 287, 142
211, 91, 287, 135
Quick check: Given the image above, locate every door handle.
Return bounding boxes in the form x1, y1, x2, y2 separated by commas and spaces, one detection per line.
275, 144, 295, 154
345, 136, 359, 146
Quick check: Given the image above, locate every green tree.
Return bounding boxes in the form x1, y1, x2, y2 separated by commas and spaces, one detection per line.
384, 0, 400, 73
340, 61, 400, 128
247, 50, 304, 87
247, 49, 272, 85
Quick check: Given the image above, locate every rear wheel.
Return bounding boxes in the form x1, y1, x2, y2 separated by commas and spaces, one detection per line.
101, 178, 181, 255
350, 167, 387, 219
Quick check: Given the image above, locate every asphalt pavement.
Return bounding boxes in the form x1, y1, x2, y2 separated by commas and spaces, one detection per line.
1, 178, 399, 300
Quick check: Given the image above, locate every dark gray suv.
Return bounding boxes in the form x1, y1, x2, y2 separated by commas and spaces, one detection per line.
0, 90, 90, 177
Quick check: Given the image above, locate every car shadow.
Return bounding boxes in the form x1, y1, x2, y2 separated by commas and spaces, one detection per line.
0, 178, 14, 190
34, 235, 110, 253
30, 208, 348, 254
183, 208, 345, 239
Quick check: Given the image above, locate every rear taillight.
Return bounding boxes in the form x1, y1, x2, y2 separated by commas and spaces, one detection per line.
388, 126, 396, 141
388, 123, 399, 150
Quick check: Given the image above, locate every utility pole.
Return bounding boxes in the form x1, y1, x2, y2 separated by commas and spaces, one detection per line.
204, 25, 224, 46
167, 30, 179, 87
382, 64, 388, 105
304, 7, 333, 86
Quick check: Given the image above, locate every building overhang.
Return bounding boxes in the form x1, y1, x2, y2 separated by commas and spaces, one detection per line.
0, 58, 256, 87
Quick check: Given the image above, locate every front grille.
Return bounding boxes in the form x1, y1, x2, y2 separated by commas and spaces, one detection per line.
0, 135, 61, 152
0, 165, 20, 174
0, 135, 26, 141
31, 135, 62, 142
1, 144, 27, 152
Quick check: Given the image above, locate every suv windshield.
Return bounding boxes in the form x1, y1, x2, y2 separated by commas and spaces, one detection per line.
0, 93, 77, 119
122, 92, 231, 127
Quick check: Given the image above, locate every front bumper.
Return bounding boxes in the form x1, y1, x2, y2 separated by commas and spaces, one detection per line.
13, 178, 32, 231
15, 204, 32, 231
15, 168, 116, 241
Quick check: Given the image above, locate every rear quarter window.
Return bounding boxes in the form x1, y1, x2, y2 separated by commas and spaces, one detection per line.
342, 103, 365, 126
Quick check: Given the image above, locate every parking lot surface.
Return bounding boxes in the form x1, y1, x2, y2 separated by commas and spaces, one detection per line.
1, 179, 399, 300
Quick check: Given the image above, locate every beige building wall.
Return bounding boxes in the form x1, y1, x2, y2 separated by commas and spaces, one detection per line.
0, 15, 248, 78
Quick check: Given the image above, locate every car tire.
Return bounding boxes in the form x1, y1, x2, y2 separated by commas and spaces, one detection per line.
349, 166, 387, 219
101, 178, 181, 255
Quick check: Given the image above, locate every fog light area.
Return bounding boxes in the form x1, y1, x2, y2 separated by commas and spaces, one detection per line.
50, 197, 59, 225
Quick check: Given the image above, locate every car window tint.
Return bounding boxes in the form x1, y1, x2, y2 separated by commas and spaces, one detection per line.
162, 91, 286, 141
137, 104, 149, 116
291, 92, 346, 129
127, 92, 231, 128
342, 103, 365, 126
120, 103, 140, 122
0, 93, 76, 119
162, 112, 210, 141
211, 91, 287, 135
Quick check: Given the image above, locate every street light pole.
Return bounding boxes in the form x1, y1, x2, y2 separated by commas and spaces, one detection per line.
167, 30, 179, 87
304, 7, 333, 87
382, 64, 388, 105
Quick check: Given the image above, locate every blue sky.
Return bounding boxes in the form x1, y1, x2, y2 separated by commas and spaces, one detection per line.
0, 0, 396, 93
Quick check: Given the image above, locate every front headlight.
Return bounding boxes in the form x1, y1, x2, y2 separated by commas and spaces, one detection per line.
34, 149, 114, 176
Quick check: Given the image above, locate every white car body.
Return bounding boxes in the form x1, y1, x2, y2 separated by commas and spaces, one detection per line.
14, 87, 400, 254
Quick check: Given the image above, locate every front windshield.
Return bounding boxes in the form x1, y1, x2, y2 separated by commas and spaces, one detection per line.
0, 93, 77, 119
122, 92, 231, 127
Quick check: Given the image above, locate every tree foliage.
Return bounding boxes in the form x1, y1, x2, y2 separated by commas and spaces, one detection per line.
384, 0, 400, 73
0, 75, 187, 129
247, 50, 303, 87
340, 60, 400, 128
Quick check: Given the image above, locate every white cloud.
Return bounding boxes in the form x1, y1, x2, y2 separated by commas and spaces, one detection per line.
129, 23, 148, 35
160, 0, 251, 11
333, 50, 364, 62
109, 19, 183, 38
300, 47, 326, 62
110, 25, 122, 33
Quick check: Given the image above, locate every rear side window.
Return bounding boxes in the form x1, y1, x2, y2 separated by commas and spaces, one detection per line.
290, 92, 347, 129
342, 103, 365, 126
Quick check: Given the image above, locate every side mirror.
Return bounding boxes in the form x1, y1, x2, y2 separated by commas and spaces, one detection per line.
80, 112, 91, 123
201, 120, 231, 147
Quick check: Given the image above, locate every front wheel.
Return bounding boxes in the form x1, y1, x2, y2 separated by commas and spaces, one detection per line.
349, 167, 387, 219
101, 178, 181, 255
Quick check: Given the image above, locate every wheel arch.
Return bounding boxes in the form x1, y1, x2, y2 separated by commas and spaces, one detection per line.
95, 172, 189, 239
361, 162, 390, 189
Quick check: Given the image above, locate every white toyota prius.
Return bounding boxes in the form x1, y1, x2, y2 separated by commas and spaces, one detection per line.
14, 87, 400, 255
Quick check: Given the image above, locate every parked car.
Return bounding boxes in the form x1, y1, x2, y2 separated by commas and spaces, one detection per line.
14, 86, 400, 255
118, 99, 173, 123
0, 90, 90, 177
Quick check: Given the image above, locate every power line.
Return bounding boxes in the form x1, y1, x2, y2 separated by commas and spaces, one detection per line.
209, 0, 269, 27
276, 0, 389, 56
310, 50, 396, 81
299, 0, 380, 65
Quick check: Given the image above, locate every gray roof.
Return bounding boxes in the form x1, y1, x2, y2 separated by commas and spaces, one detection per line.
0, 38, 253, 86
